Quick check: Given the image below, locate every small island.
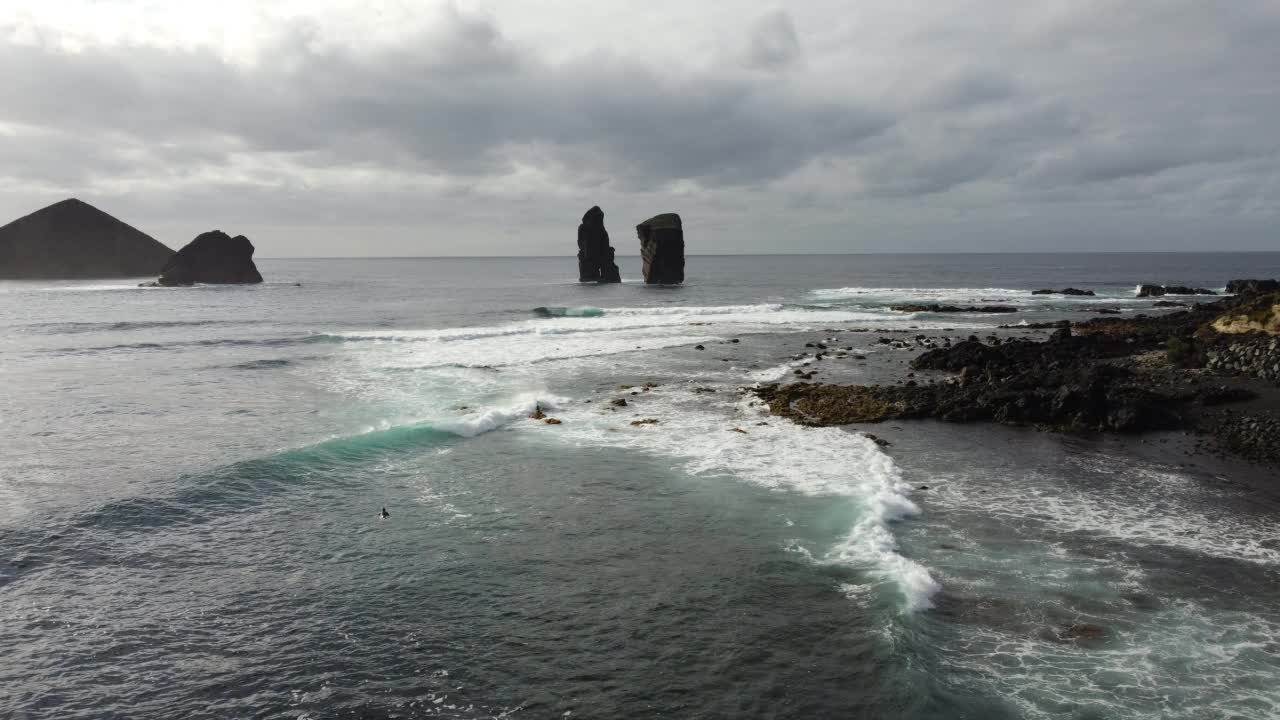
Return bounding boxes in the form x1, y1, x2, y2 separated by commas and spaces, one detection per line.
0, 198, 174, 279
141, 230, 264, 286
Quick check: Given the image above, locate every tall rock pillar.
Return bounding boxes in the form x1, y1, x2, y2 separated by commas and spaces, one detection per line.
577, 206, 621, 283
636, 213, 684, 285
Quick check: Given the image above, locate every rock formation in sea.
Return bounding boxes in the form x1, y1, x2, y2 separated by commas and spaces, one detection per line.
1032, 288, 1095, 296
576, 206, 621, 283
636, 213, 684, 285
0, 198, 174, 279
146, 230, 264, 286
890, 304, 1018, 313
1136, 284, 1217, 297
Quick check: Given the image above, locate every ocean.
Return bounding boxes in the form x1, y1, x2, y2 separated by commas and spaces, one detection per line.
3, 253, 1280, 719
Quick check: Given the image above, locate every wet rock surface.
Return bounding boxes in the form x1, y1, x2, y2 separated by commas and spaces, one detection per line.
1136, 284, 1217, 297
752, 282, 1280, 464
890, 304, 1018, 314
1032, 288, 1095, 296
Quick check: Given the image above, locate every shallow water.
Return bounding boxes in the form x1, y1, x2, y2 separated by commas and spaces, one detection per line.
3, 254, 1279, 718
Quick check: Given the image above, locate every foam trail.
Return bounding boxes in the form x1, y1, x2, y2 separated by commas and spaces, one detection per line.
431, 394, 571, 437
544, 389, 940, 613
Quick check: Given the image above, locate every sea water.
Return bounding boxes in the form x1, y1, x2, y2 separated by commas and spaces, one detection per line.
2, 254, 1280, 719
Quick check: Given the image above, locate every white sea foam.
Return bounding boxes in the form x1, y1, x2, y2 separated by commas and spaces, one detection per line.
544, 388, 940, 612
601, 304, 785, 316
432, 393, 571, 438
39, 283, 186, 292
929, 458, 1280, 566
813, 286, 1032, 299
334, 307, 894, 344
812, 286, 1137, 305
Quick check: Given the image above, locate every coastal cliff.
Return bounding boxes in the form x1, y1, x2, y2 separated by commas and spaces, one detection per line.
0, 198, 174, 279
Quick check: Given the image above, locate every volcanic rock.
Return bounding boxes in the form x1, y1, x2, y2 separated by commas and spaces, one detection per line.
577, 206, 621, 283
1226, 279, 1280, 296
1211, 292, 1280, 335
1136, 285, 1216, 297
0, 198, 174, 279
636, 213, 684, 285
891, 304, 1017, 314
149, 231, 263, 286
1032, 288, 1095, 296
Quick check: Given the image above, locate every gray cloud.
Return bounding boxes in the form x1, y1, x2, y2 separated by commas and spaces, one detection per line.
744, 10, 803, 70
0, 1, 1278, 254
0, 8, 884, 190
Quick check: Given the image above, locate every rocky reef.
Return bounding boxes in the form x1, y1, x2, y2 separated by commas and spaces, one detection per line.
636, 213, 684, 285
1032, 288, 1095, 296
145, 230, 263, 286
753, 281, 1280, 463
891, 304, 1017, 314
576, 206, 621, 283
0, 198, 174, 279
1136, 284, 1217, 297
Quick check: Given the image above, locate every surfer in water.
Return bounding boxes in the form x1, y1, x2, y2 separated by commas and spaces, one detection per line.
379, 507, 390, 520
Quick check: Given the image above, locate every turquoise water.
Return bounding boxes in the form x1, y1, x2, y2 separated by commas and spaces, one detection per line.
3, 255, 1280, 718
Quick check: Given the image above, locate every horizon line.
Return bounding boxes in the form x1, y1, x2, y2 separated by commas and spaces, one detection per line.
255, 250, 1280, 260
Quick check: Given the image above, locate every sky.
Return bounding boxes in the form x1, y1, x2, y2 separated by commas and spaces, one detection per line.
0, 0, 1277, 256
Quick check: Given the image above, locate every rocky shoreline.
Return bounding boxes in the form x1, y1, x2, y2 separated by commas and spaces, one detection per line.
751, 282, 1280, 465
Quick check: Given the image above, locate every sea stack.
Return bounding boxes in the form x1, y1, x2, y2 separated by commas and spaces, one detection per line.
148, 230, 264, 286
577, 206, 621, 283
0, 198, 174, 279
636, 213, 684, 285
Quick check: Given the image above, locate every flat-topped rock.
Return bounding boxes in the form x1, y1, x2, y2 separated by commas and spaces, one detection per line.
636, 213, 684, 285
891, 304, 1018, 314
1032, 288, 1095, 296
0, 198, 174, 279
147, 230, 263, 286
1136, 284, 1216, 297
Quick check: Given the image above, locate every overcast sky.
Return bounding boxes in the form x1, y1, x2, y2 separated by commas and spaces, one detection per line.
1, 0, 1277, 256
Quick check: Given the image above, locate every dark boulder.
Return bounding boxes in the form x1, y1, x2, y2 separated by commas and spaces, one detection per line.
636, 213, 684, 284
577, 206, 621, 283
891, 304, 1017, 314
1137, 284, 1216, 297
1226, 279, 1280, 296
151, 231, 263, 286
1032, 288, 1095, 296
0, 198, 174, 279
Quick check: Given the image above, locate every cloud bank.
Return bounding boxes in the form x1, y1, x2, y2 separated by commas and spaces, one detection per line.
1, 0, 1277, 254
